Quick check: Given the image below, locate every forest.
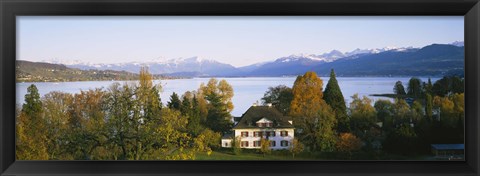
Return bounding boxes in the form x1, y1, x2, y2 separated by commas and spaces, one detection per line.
16, 67, 464, 160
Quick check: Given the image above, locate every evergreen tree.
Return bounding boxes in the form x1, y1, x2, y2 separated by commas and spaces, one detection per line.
22, 84, 43, 117
200, 78, 234, 134
425, 94, 433, 119
323, 69, 349, 132
423, 78, 433, 96
407, 77, 422, 98
17, 84, 49, 160
205, 93, 232, 133
393, 81, 406, 95
187, 95, 203, 136
180, 93, 192, 115
167, 92, 182, 111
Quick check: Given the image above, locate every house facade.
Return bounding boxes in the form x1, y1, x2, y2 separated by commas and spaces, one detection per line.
221, 104, 295, 150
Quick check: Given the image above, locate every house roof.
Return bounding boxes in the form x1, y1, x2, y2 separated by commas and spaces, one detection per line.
232, 106, 294, 129
233, 117, 242, 122
222, 133, 234, 139
431, 144, 464, 150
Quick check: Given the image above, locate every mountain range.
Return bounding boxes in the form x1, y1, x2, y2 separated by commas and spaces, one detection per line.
41, 42, 465, 77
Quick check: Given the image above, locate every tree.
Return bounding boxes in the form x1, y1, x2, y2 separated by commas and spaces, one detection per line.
65, 89, 107, 160
384, 123, 418, 155
259, 138, 271, 157
289, 138, 304, 159
167, 92, 182, 111
336, 133, 362, 157
22, 84, 43, 116
17, 84, 49, 160
194, 129, 221, 156
180, 91, 193, 115
42, 91, 74, 159
136, 67, 162, 121
290, 72, 337, 151
392, 98, 411, 125
295, 106, 337, 152
423, 78, 433, 95
205, 93, 232, 133
142, 108, 195, 160
290, 72, 325, 119
432, 76, 464, 97
104, 82, 137, 160
425, 94, 433, 120
200, 78, 234, 133
349, 94, 377, 137
201, 78, 234, 113
407, 77, 422, 98
186, 94, 203, 136
433, 96, 455, 126
411, 100, 423, 122
393, 81, 406, 95
323, 69, 348, 133
261, 85, 293, 115
232, 136, 242, 155
374, 99, 394, 131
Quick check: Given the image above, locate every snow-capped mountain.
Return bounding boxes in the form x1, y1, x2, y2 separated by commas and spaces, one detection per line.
44, 41, 463, 77
60, 56, 241, 77
344, 46, 415, 56
450, 41, 464, 47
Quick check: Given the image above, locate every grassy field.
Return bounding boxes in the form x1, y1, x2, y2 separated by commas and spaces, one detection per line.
194, 148, 432, 160
195, 149, 316, 160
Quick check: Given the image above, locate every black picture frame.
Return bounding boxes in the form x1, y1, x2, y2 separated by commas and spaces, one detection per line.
1, 0, 479, 175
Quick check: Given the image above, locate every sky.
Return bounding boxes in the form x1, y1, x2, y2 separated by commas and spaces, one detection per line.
17, 16, 464, 67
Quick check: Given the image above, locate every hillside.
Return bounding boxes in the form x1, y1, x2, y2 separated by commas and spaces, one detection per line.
16, 60, 175, 82
313, 44, 464, 77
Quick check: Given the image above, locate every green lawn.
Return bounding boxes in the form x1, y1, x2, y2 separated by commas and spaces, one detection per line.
194, 149, 316, 160
193, 149, 432, 160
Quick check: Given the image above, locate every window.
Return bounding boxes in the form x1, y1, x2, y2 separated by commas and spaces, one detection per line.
254, 131, 264, 137
280, 131, 289, 137
270, 140, 276, 147
266, 131, 275, 137
241, 141, 249, 147
253, 141, 261, 147
266, 122, 272, 127
257, 123, 263, 127
281, 140, 289, 147
224, 142, 228, 147
241, 131, 249, 137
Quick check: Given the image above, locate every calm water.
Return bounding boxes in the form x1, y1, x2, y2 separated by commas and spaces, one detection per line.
16, 77, 440, 116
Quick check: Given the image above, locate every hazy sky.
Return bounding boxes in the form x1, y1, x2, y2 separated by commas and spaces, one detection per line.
17, 16, 463, 67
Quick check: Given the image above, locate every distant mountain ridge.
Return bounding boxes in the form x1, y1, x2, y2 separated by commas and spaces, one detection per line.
16, 60, 178, 82
40, 42, 464, 77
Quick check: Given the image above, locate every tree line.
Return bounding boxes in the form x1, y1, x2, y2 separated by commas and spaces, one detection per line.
262, 70, 464, 157
17, 67, 464, 160
16, 68, 232, 160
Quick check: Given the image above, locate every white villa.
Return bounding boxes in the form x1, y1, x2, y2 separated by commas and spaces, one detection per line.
221, 104, 295, 150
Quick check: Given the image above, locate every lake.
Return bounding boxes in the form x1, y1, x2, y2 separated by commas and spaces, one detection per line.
16, 77, 440, 117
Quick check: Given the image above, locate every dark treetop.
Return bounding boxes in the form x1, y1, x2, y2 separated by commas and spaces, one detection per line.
233, 105, 293, 129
